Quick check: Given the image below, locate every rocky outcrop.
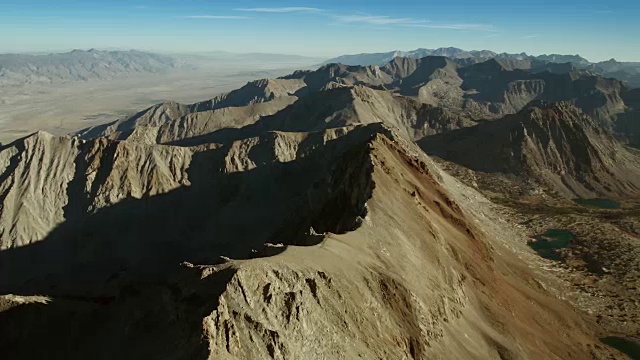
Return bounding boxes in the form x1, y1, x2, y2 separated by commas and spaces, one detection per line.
192, 78, 306, 112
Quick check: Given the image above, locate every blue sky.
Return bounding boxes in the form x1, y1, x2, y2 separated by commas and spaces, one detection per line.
1, 0, 639, 61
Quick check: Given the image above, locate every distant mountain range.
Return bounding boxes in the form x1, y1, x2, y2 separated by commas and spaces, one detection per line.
0, 49, 182, 86
4, 47, 638, 89
324, 47, 640, 88
0, 49, 323, 87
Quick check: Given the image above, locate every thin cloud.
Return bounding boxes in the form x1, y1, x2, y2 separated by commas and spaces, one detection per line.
336, 15, 428, 25
524, 34, 540, 39
236, 7, 323, 13
335, 14, 494, 31
410, 23, 496, 31
179, 15, 251, 20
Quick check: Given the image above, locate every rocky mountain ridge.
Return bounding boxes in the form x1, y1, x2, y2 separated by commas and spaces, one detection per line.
0, 123, 624, 359
420, 102, 640, 198
79, 54, 630, 146
325, 47, 640, 88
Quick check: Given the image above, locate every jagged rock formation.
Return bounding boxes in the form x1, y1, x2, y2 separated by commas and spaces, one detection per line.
0, 123, 622, 359
420, 102, 640, 198
192, 78, 306, 111
322, 47, 590, 67
78, 84, 474, 146
0, 49, 181, 86
76, 101, 194, 140
79, 55, 630, 148
292, 57, 627, 122
324, 47, 640, 89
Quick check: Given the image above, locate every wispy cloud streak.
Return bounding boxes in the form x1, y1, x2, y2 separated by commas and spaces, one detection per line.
236, 7, 322, 13
335, 14, 494, 31
179, 15, 250, 19
409, 23, 496, 31
336, 15, 427, 25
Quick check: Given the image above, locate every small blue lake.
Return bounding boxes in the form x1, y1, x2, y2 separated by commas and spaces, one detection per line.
574, 198, 621, 210
528, 229, 574, 261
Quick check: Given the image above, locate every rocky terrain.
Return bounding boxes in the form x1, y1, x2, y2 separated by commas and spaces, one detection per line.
78, 55, 630, 144
420, 101, 640, 198
1, 53, 639, 359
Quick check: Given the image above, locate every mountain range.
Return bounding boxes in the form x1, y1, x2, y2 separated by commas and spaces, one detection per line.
324, 47, 640, 88
78, 54, 632, 144
3, 47, 639, 89
0, 51, 639, 359
0, 49, 182, 86
0, 49, 322, 87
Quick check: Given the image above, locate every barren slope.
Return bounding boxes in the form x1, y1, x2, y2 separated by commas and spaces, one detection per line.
0, 124, 623, 359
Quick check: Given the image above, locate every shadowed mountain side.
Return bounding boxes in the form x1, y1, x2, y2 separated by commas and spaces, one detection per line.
75, 78, 306, 141
615, 111, 640, 148
154, 97, 299, 144
419, 102, 640, 198
615, 88, 640, 147
0, 124, 387, 295
191, 78, 307, 112
0, 130, 621, 359
0, 266, 235, 360
164, 86, 474, 147
80, 96, 299, 144
75, 101, 194, 140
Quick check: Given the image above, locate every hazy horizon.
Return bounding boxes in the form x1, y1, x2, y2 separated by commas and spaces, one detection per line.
0, 46, 627, 64
2, 0, 639, 62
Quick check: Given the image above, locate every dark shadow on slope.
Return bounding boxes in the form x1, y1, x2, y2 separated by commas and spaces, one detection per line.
601, 336, 640, 360
167, 87, 361, 147
0, 266, 236, 360
0, 126, 381, 359
0, 125, 379, 297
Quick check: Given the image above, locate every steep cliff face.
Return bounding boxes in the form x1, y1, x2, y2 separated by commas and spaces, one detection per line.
0, 131, 193, 251
0, 124, 389, 292
0, 127, 617, 359
420, 102, 640, 198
